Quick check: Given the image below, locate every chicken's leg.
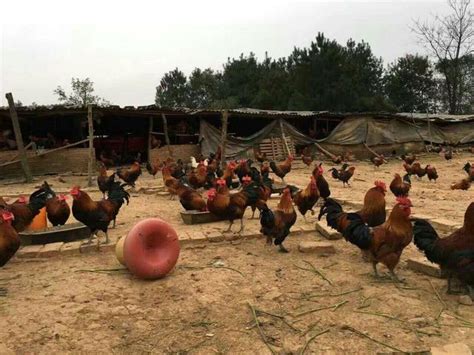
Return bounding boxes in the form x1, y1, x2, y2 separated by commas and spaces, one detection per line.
372, 262, 380, 278
225, 221, 233, 232
104, 231, 109, 245
238, 219, 244, 234
278, 244, 289, 253
389, 269, 404, 283
266, 236, 272, 245
84, 231, 95, 245
250, 208, 256, 219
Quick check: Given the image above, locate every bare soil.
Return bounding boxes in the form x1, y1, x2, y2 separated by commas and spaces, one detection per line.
0, 151, 473, 353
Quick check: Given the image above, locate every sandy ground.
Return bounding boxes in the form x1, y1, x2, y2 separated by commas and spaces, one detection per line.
0, 151, 473, 353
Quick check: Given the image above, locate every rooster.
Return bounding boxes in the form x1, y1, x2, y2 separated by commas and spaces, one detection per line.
254, 148, 267, 163
0, 211, 19, 267
116, 161, 142, 187
71, 182, 130, 244
451, 178, 471, 190
332, 165, 356, 187
97, 162, 115, 198
270, 155, 294, 183
411, 162, 426, 179
441, 147, 453, 161
413, 203, 474, 296
146, 158, 161, 178
322, 197, 413, 281
328, 163, 349, 180
246, 171, 272, 219
293, 176, 320, 221
312, 163, 331, 199
389, 173, 411, 197
235, 159, 251, 183
332, 155, 343, 164
188, 163, 209, 189
42, 181, 70, 227
319, 180, 387, 229
6, 188, 49, 232
401, 154, 416, 165
260, 188, 297, 253
162, 165, 181, 198
176, 183, 207, 211
219, 161, 238, 189
425, 165, 438, 182
403, 163, 415, 175
371, 155, 386, 168
99, 150, 116, 168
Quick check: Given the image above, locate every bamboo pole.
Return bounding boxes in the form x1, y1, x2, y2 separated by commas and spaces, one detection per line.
5, 142, 33, 163
87, 105, 94, 187
161, 113, 173, 157
147, 117, 154, 164
313, 142, 338, 160
279, 119, 291, 157
363, 143, 382, 158
5, 93, 32, 182
220, 110, 229, 167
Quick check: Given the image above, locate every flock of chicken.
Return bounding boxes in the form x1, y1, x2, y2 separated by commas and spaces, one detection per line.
0, 146, 473, 299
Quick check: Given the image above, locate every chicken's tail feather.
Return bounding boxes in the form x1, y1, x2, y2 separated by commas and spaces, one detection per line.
259, 205, 275, 235
343, 213, 372, 250
108, 182, 130, 207
413, 219, 444, 264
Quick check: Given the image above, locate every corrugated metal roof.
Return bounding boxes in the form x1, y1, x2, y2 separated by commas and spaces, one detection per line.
395, 112, 474, 123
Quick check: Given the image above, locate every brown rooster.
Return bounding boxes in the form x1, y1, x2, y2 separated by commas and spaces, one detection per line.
71, 182, 129, 244
97, 162, 115, 198
293, 176, 320, 221
425, 165, 438, 182
411, 162, 426, 179
162, 166, 181, 198
116, 161, 142, 187
322, 196, 413, 281
389, 173, 411, 197
414, 203, 474, 295
312, 163, 331, 198
451, 178, 471, 190
270, 155, 294, 183
260, 188, 297, 253
146, 158, 161, 178
42, 181, 70, 226
401, 154, 416, 165
176, 183, 207, 211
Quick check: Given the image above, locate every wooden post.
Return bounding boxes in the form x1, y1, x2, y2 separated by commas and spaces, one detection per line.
147, 117, 154, 164
87, 105, 94, 187
279, 119, 291, 157
219, 110, 229, 167
161, 113, 173, 157
5, 93, 32, 182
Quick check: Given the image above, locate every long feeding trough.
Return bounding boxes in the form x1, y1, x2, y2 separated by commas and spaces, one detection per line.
19, 222, 90, 245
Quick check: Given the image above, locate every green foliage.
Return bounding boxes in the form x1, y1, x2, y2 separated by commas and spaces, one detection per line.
54, 78, 109, 107
187, 68, 222, 108
385, 54, 436, 112
155, 68, 188, 108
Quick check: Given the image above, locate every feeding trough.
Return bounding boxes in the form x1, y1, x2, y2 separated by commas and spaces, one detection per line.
19, 222, 90, 245
180, 210, 223, 225
271, 182, 287, 194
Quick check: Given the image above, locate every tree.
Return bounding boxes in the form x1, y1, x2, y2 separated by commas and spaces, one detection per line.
187, 68, 222, 108
413, 0, 474, 113
155, 68, 189, 108
54, 78, 109, 107
385, 54, 437, 112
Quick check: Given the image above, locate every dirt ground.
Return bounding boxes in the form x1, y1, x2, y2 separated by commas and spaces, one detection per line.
0, 151, 473, 353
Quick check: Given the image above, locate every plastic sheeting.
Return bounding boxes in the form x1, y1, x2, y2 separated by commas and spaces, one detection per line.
199, 117, 474, 159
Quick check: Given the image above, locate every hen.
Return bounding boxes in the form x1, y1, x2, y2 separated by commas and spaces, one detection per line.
116, 161, 142, 187
451, 178, 471, 190
413, 203, 474, 296
270, 155, 294, 183
293, 176, 320, 221
176, 183, 207, 211
260, 188, 297, 253
301, 154, 313, 167
71, 182, 130, 244
425, 165, 438, 182
411, 162, 426, 179
42, 181, 70, 226
389, 173, 411, 197
0, 211, 20, 267
7, 187, 49, 232
322, 197, 413, 281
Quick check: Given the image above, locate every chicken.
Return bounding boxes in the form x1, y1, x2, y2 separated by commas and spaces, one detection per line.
270, 155, 294, 183
332, 155, 343, 164
319, 180, 387, 229
219, 161, 238, 188
322, 197, 413, 281
188, 163, 209, 189
312, 163, 331, 198
389, 173, 411, 197
7, 187, 49, 232
301, 154, 313, 167
463, 162, 474, 181
261, 162, 270, 176
403, 163, 415, 175
206, 180, 231, 217
70, 182, 130, 244
246, 170, 272, 219
413, 203, 474, 296
260, 188, 297, 253
401, 154, 416, 165
0, 211, 20, 267
411, 162, 426, 179
371, 155, 386, 168
441, 147, 453, 160
292, 176, 319, 221
451, 178, 471, 190
328, 164, 349, 180
234, 159, 251, 183
176, 183, 207, 211
425, 165, 438, 182
97, 162, 115, 198
146, 158, 161, 178
162, 166, 181, 198
42, 181, 70, 226
254, 148, 267, 163
116, 161, 142, 187
331, 165, 356, 187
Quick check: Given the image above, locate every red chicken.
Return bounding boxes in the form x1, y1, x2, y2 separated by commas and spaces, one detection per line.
411, 162, 426, 179
176, 183, 207, 211
312, 163, 331, 198
451, 178, 471, 190
293, 176, 320, 221
371, 154, 386, 168
389, 173, 411, 197
413, 203, 474, 296
270, 155, 294, 183
42, 181, 71, 227
146, 158, 161, 178
301, 154, 313, 167
260, 188, 297, 253
116, 161, 142, 187
322, 197, 413, 281
188, 163, 208, 189
70, 182, 130, 244
0, 210, 20, 267
97, 162, 115, 198
401, 154, 416, 165
425, 165, 438, 182
7, 187, 49, 232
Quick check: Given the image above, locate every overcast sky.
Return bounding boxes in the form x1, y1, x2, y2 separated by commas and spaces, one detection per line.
0, 0, 450, 107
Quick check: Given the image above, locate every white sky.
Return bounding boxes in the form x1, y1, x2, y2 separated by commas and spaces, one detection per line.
0, 0, 450, 107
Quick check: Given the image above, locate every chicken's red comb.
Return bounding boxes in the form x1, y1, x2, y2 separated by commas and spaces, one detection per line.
17, 196, 27, 204
374, 180, 386, 189
207, 188, 216, 196
1, 211, 14, 221
396, 196, 412, 206
216, 179, 226, 186
58, 194, 67, 201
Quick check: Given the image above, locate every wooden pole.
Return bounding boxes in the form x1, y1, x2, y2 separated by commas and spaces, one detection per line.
220, 110, 229, 167
161, 113, 173, 157
5, 93, 32, 182
279, 119, 291, 157
313, 142, 338, 160
87, 105, 94, 187
147, 117, 154, 164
